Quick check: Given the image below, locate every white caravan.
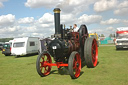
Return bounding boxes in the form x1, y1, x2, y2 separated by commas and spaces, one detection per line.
11, 37, 39, 56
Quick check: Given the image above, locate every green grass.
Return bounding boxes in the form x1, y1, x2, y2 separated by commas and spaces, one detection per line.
0, 46, 128, 85
99, 43, 115, 45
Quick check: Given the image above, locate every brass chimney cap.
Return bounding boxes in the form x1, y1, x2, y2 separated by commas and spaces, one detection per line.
53, 8, 61, 13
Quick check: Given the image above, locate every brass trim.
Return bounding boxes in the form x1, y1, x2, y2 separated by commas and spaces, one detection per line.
53, 8, 61, 13
54, 10, 61, 13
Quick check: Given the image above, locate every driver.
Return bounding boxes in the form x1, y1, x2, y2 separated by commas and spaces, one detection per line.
73, 24, 79, 32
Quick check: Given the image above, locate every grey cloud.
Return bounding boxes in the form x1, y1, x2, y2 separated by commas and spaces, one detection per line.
25, 0, 60, 8
94, 0, 118, 12
18, 17, 34, 24
114, 8, 128, 16
78, 14, 102, 25
0, 14, 15, 27
100, 19, 121, 25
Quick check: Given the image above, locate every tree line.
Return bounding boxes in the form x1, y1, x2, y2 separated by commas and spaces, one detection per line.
0, 38, 13, 42
99, 34, 115, 38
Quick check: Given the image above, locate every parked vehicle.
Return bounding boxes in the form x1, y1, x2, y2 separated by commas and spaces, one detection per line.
2, 43, 11, 56
115, 27, 128, 50
9, 40, 13, 53
0, 43, 3, 50
39, 38, 51, 54
89, 33, 99, 47
11, 37, 39, 56
9, 40, 13, 47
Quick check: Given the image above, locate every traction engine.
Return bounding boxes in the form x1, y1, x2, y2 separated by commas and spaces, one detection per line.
36, 8, 98, 79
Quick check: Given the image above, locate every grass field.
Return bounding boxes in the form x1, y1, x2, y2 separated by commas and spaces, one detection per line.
0, 46, 128, 85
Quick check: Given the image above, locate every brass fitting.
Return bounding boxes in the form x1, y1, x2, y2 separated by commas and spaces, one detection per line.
53, 8, 61, 13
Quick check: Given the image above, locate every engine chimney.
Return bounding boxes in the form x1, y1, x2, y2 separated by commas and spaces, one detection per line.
53, 8, 61, 35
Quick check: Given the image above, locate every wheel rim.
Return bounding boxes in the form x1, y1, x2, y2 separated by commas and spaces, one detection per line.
73, 53, 81, 78
91, 39, 98, 66
40, 53, 52, 76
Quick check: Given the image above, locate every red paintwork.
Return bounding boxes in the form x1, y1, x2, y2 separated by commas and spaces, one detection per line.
40, 53, 69, 76
40, 53, 52, 76
45, 62, 68, 68
68, 32, 80, 53
91, 39, 98, 66
10, 47, 11, 51
116, 31, 128, 34
40, 52, 81, 78
70, 32, 79, 41
73, 52, 81, 78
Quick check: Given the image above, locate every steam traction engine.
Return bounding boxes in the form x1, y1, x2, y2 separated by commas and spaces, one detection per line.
36, 8, 98, 79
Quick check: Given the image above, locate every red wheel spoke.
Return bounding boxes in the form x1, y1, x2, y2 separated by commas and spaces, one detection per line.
44, 67, 46, 72
73, 66, 76, 69
92, 42, 95, 47
92, 56, 95, 60
40, 67, 43, 72
75, 67, 78, 72
75, 61, 77, 65
73, 59, 76, 64
73, 63, 77, 69
73, 58, 78, 69
44, 67, 48, 73
73, 65, 76, 69
76, 67, 80, 72
75, 67, 80, 78
75, 54, 81, 78
41, 57, 44, 61
92, 47, 94, 50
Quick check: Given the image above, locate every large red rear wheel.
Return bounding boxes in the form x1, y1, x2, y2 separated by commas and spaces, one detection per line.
36, 51, 52, 77
79, 25, 88, 61
68, 51, 81, 79
84, 37, 98, 68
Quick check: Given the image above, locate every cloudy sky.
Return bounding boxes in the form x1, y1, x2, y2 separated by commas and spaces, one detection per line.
0, 0, 128, 38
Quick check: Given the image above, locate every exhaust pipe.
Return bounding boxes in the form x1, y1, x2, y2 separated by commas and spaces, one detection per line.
53, 8, 61, 35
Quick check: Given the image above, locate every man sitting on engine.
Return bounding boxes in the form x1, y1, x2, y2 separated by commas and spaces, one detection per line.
73, 24, 79, 32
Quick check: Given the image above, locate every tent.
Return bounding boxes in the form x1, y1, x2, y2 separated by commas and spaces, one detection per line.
100, 37, 113, 44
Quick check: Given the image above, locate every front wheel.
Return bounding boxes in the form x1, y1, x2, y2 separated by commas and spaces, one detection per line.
36, 51, 52, 77
68, 51, 81, 79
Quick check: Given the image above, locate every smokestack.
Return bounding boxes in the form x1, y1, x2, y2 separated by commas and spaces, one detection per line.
53, 8, 61, 34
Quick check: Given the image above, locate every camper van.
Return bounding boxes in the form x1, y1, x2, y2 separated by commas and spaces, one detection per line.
11, 37, 39, 56
115, 27, 128, 50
